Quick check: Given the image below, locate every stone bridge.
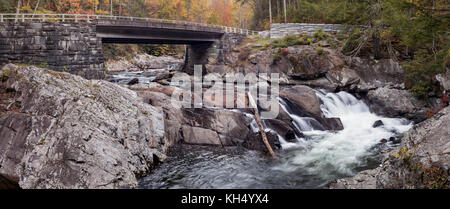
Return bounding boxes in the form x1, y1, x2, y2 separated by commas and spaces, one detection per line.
0, 14, 256, 79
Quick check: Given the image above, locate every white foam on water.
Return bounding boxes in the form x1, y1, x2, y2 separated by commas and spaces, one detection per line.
274, 90, 412, 178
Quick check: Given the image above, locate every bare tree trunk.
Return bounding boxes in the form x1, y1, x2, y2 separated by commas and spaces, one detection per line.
371, 0, 382, 59
269, 0, 272, 23
119, 0, 122, 16
110, 0, 113, 15
283, 0, 287, 23
248, 93, 278, 159
32, 0, 40, 18
15, 0, 22, 23
277, 0, 280, 20
372, 31, 381, 59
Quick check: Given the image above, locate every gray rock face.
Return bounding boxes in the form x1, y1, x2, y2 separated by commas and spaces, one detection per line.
366, 87, 427, 123
0, 64, 168, 189
129, 82, 282, 151
436, 73, 450, 92
328, 106, 450, 189
348, 58, 405, 91
264, 119, 303, 142
280, 85, 322, 116
328, 168, 380, 189
181, 125, 222, 146
280, 85, 344, 131
286, 46, 345, 81
132, 54, 184, 71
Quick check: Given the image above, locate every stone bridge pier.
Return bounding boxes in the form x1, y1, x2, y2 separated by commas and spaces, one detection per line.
0, 22, 105, 79
0, 20, 248, 79
184, 33, 245, 75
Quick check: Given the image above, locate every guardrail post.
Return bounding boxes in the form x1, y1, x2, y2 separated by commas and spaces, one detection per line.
22, 14, 25, 22
87, 15, 90, 23
0, 14, 3, 22
62, 14, 65, 22
75, 15, 78, 23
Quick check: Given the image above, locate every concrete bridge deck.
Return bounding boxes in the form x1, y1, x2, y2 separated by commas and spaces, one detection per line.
96, 19, 224, 44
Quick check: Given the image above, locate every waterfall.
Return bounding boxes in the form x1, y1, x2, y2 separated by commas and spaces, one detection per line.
273, 90, 412, 180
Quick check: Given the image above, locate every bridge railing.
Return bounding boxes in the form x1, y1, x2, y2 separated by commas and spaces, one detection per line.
0, 13, 260, 36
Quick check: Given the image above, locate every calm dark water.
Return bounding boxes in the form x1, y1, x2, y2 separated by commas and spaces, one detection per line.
138, 145, 381, 189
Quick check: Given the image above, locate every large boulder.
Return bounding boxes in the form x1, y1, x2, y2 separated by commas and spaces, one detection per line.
242, 131, 281, 152
326, 67, 361, 90
286, 46, 345, 80
264, 119, 303, 142
280, 85, 344, 131
328, 106, 450, 189
0, 64, 168, 189
366, 87, 427, 123
280, 85, 322, 116
181, 125, 222, 146
181, 108, 252, 145
348, 58, 405, 91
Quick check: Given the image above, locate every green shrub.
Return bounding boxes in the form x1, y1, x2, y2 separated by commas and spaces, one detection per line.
316, 46, 324, 55
39, 62, 48, 68
272, 34, 308, 48
405, 48, 449, 101
1, 69, 10, 82
342, 28, 361, 55
314, 29, 328, 40
139, 44, 170, 56
103, 44, 139, 61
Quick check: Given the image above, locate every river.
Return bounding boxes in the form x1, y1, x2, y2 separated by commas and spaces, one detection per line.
132, 86, 412, 189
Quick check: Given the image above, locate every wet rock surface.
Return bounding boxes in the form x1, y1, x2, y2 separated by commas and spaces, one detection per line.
366, 87, 427, 123
0, 64, 168, 189
280, 85, 344, 131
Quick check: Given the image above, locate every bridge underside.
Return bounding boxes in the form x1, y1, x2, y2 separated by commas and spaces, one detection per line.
100, 38, 213, 45
96, 20, 225, 45
96, 21, 227, 74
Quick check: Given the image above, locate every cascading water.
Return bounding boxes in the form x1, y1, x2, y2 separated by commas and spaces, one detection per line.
139, 90, 413, 189
273, 90, 412, 182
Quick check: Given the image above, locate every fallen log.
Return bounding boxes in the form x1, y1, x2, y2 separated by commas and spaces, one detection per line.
247, 92, 278, 159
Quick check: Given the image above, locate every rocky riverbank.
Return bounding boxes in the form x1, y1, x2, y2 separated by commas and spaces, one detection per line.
105, 53, 184, 73
0, 64, 169, 189
105, 53, 184, 85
